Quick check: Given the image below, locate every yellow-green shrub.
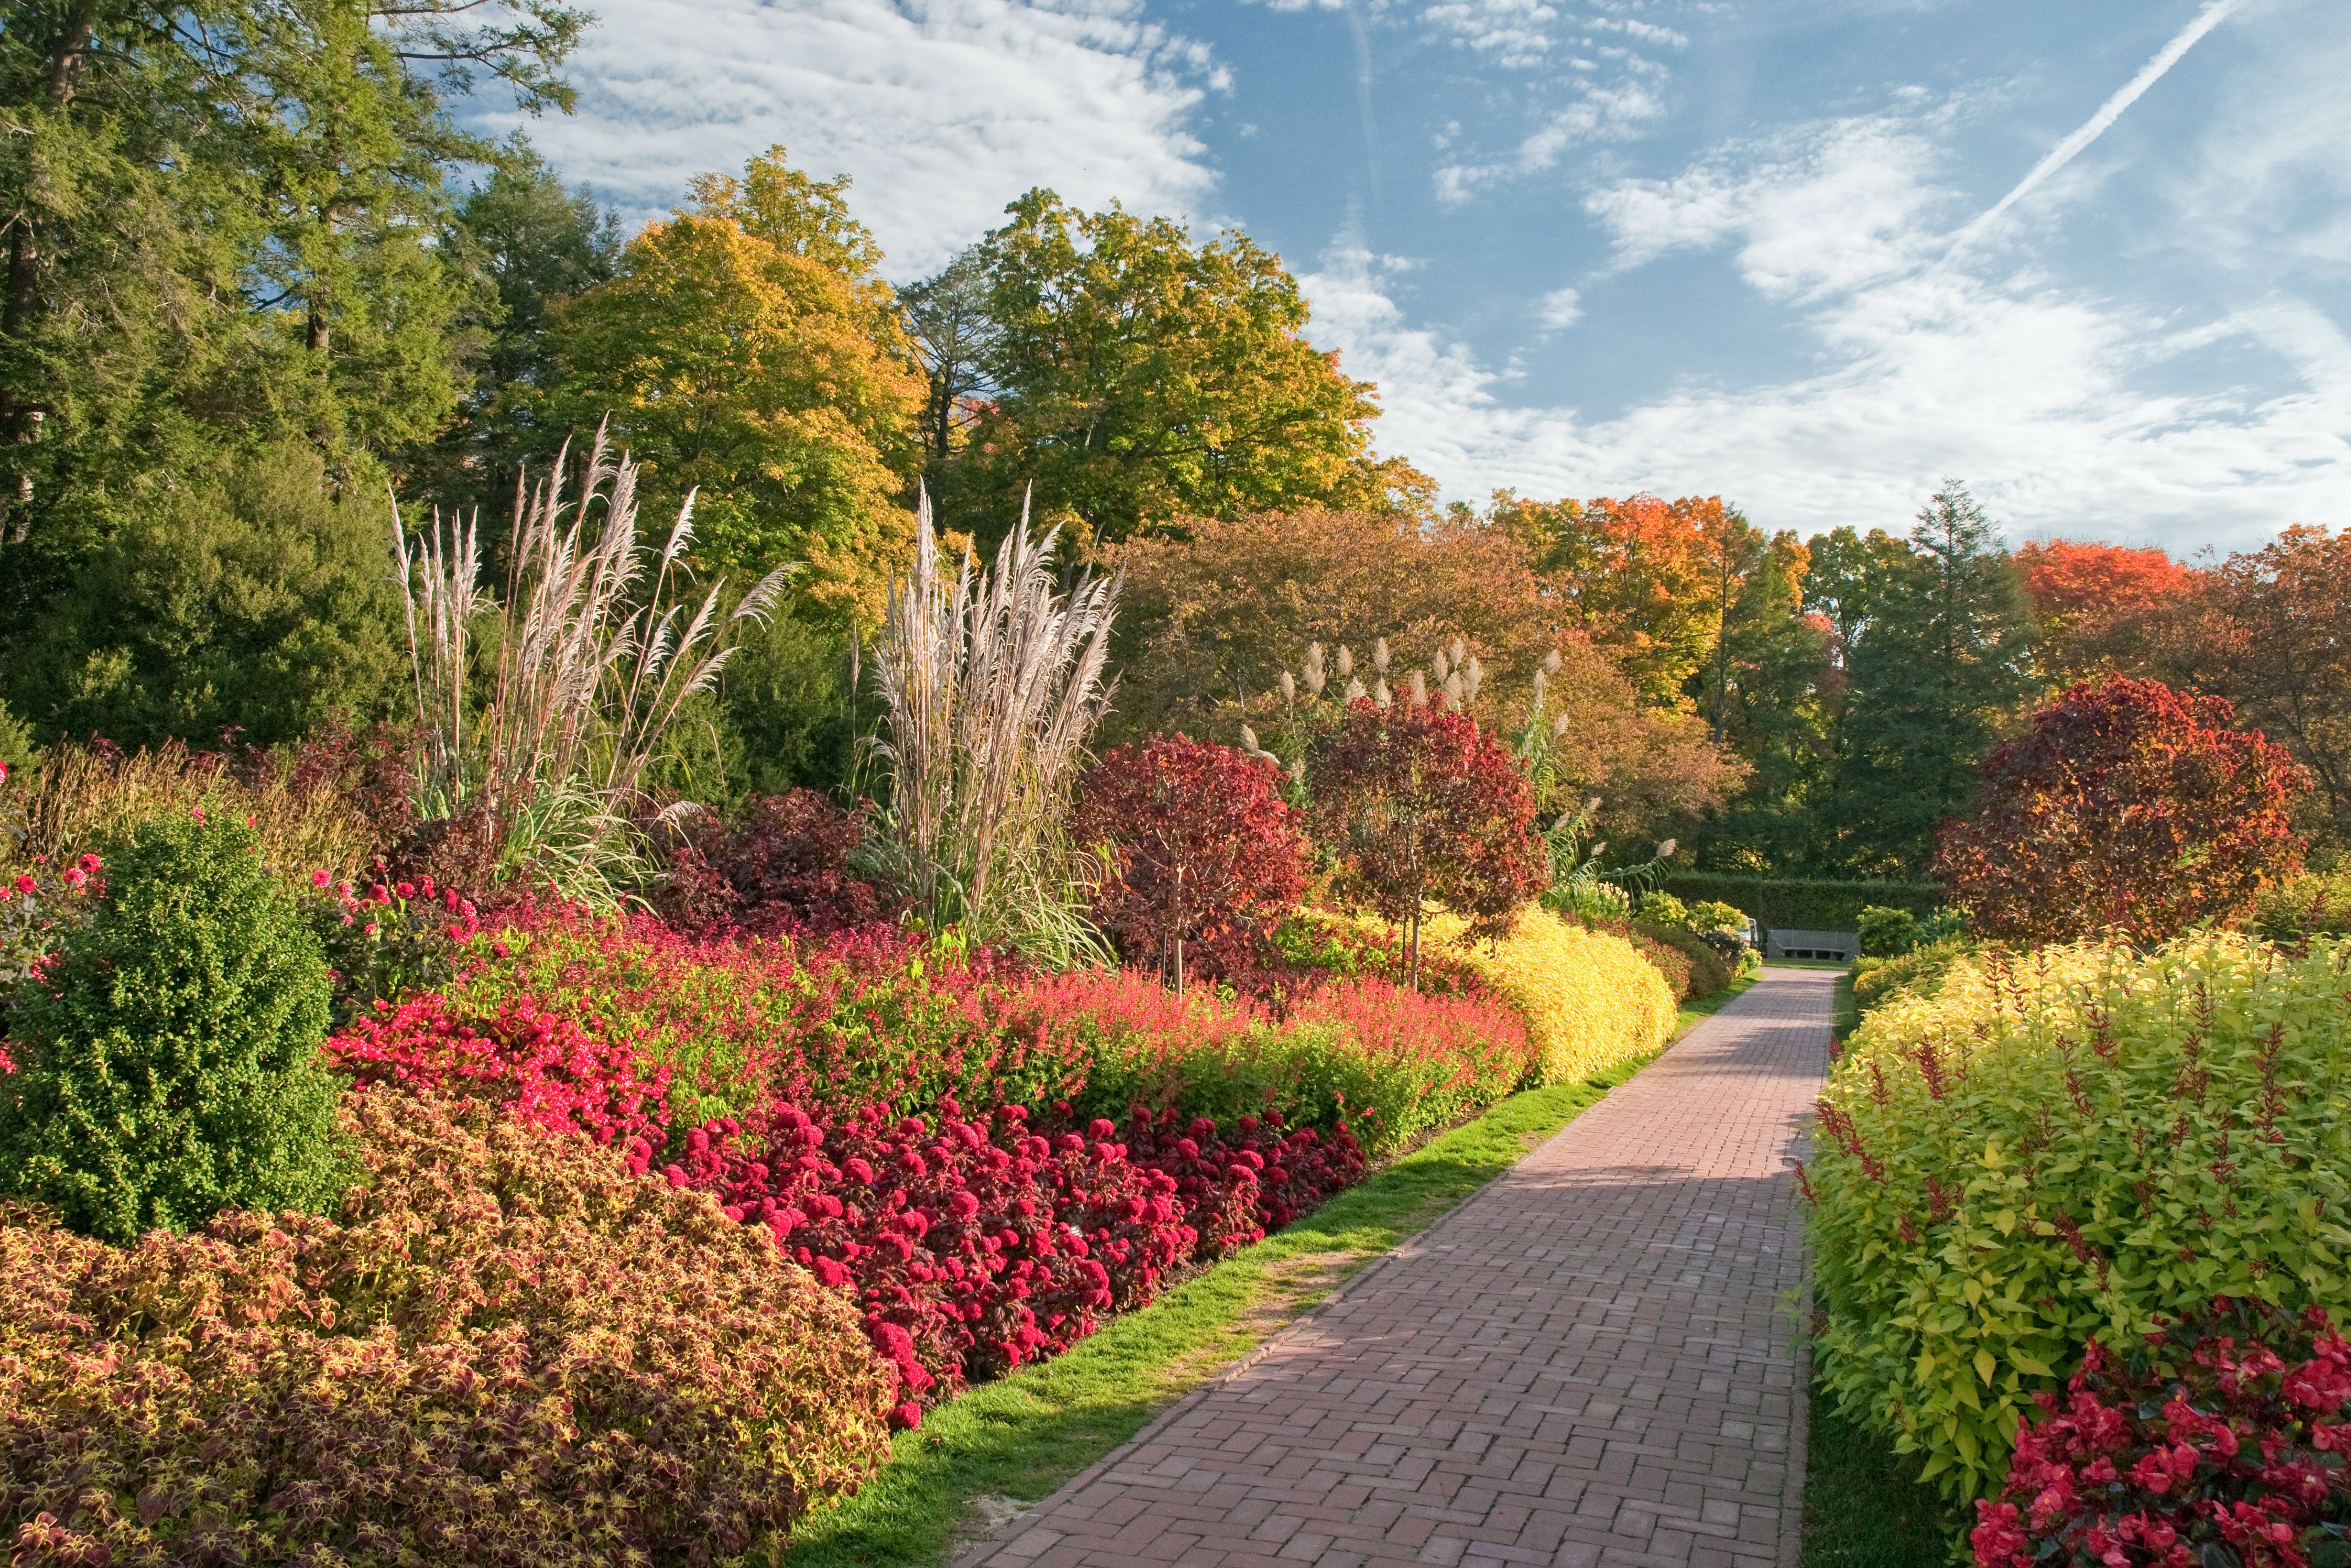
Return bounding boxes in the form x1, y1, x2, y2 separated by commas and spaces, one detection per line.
1425, 908, 1677, 1084
1849, 936, 1976, 1017
1807, 937, 2351, 1509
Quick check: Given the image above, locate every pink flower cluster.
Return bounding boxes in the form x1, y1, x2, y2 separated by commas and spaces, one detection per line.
325, 993, 672, 1162
1109, 1103, 1367, 1239
661, 1098, 1195, 1425
1974, 1298, 2351, 1568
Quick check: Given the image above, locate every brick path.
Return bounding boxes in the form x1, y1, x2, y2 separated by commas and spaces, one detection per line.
961, 966, 1833, 1568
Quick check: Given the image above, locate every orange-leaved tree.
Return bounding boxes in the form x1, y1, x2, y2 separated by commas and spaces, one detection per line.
2013, 538, 2194, 684
1935, 674, 2306, 944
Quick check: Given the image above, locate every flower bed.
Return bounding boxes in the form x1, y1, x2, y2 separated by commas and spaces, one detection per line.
1423, 908, 1678, 1084
1806, 937, 2351, 1507
0, 1090, 895, 1567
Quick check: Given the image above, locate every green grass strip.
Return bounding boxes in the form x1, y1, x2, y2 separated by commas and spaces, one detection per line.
1800, 1379, 1956, 1568
787, 987, 1760, 1567
785, 1065, 1695, 1564
1831, 969, 1858, 1042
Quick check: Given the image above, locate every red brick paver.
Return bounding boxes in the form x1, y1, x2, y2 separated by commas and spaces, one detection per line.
960, 966, 1834, 1568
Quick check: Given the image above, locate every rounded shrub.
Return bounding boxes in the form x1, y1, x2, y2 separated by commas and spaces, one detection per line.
0, 809, 346, 1242
0, 1088, 896, 1566
1856, 903, 1923, 957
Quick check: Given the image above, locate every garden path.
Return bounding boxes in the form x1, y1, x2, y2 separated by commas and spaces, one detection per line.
959, 966, 1833, 1568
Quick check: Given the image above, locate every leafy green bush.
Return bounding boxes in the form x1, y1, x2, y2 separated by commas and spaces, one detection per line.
1685, 899, 1747, 934
1848, 937, 1974, 1017
2248, 867, 2351, 944
1857, 904, 1922, 957
1630, 919, 1733, 998
0, 1088, 896, 1567
1635, 890, 1690, 925
1807, 937, 2351, 1509
0, 810, 347, 1242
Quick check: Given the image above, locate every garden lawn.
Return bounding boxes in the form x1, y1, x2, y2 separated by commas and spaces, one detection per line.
786, 1059, 1665, 1566
1799, 1380, 1953, 1568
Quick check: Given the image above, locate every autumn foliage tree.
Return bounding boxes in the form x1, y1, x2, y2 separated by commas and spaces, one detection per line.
2014, 538, 2192, 683
1307, 699, 1547, 987
1935, 674, 2306, 944
1071, 736, 1309, 986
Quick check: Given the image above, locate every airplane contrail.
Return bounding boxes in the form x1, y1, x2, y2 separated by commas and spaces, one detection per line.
1955, 0, 2240, 248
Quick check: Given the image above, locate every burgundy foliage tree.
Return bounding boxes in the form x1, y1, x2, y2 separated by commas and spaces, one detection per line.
1936, 674, 2306, 944
661, 789, 901, 937
1070, 735, 1309, 986
1305, 698, 1547, 987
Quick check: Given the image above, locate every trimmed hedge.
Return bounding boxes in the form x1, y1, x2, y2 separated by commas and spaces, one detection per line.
1425, 908, 1677, 1084
1661, 873, 1943, 932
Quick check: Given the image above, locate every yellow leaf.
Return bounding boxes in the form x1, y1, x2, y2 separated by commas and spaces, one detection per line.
1974, 1349, 1997, 1386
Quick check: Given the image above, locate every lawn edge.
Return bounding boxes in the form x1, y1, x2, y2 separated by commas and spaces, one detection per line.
790, 982, 1759, 1567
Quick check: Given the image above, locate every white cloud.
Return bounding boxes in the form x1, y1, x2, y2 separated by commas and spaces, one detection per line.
1536, 285, 1583, 328
1303, 109, 2351, 549
469, 0, 1223, 278
1435, 79, 1665, 200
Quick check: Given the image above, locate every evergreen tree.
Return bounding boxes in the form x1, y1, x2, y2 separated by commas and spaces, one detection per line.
1825, 482, 2032, 875
1686, 530, 1835, 872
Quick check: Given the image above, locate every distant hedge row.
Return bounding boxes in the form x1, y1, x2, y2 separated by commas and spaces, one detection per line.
1656, 874, 1943, 932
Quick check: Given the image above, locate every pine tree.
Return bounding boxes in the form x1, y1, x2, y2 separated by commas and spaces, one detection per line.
1826, 481, 2032, 875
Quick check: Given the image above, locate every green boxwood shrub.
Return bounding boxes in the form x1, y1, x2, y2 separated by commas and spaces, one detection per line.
1807, 937, 2351, 1508
0, 810, 346, 1242
1856, 904, 1922, 957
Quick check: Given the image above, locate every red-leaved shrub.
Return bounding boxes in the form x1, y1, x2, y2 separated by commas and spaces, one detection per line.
662, 1098, 1196, 1413
1109, 1103, 1367, 1238
1973, 1298, 2351, 1568
1938, 675, 2308, 944
325, 992, 671, 1163
1072, 736, 1309, 985
0, 1090, 896, 1568
659, 790, 900, 938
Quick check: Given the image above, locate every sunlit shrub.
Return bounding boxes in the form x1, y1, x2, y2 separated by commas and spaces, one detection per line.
657, 788, 900, 938
0, 810, 347, 1243
1424, 907, 1677, 1084
1806, 938, 2351, 1509
0, 1090, 896, 1567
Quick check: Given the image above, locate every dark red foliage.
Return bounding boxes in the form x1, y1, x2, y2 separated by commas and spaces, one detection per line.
662, 1098, 1196, 1412
1975, 1298, 2351, 1568
1072, 736, 1310, 986
1109, 1103, 1367, 1240
1305, 699, 1548, 983
1937, 675, 2308, 943
659, 790, 902, 938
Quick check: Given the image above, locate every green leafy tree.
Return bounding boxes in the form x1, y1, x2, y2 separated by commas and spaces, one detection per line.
901, 244, 999, 476
419, 138, 619, 510
945, 189, 1425, 548
1687, 531, 1835, 871
1826, 482, 2032, 874
0, 809, 347, 1242
546, 147, 924, 615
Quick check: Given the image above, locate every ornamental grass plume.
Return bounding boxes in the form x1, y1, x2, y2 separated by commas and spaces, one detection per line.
392, 425, 792, 908
866, 491, 1120, 961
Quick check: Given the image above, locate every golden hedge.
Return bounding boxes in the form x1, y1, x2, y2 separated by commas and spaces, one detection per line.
1424, 908, 1678, 1084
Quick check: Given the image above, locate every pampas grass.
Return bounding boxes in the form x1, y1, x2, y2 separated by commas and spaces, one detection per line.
866, 491, 1118, 960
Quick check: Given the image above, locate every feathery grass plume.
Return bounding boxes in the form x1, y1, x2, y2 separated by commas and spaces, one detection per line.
1372, 638, 1390, 677
1449, 635, 1466, 669
1373, 678, 1391, 709
866, 489, 1120, 961
1303, 643, 1326, 696
1408, 670, 1428, 707
1443, 672, 1465, 711
1280, 671, 1297, 706
1432, 647, 1450, 684
1345, 677, 1367, 704
1335, 644, 1354, 683
393, 426, 790, 907
1465, 656, 1483, 704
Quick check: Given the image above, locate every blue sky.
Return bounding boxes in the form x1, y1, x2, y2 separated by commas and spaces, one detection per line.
472, 0, 2351, 553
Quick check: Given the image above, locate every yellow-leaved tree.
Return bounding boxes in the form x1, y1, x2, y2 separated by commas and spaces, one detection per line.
547, 148, 925, 620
